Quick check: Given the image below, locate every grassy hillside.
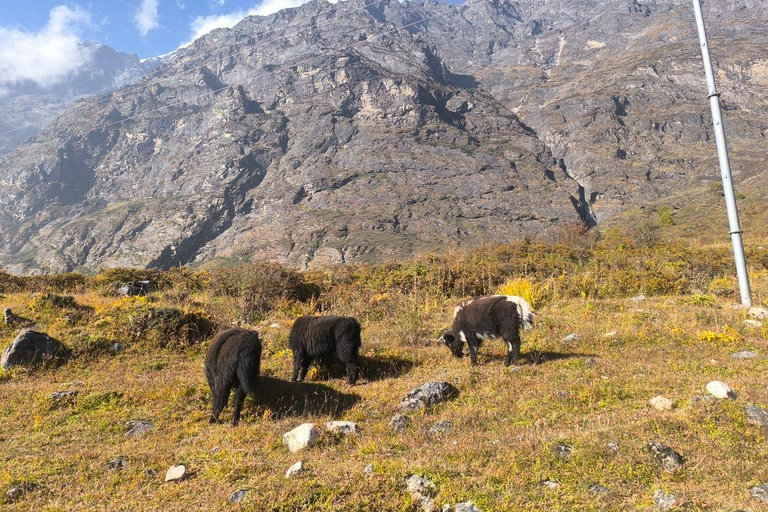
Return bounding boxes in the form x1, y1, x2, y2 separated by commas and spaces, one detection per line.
1, 231, 767, 511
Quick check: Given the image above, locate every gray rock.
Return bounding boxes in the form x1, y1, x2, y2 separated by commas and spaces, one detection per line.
325, 421, 358, 436
113, 343, 125, 354
401, 382, 459, 412
553, 442, 573, 459
750, 483, 768, 503
282, 423, 319, 453
653, 489, 679, 510
561, 334, 580, 344
748, 307, 768, 320
588, 484, 610, 495
50, 390, 78, 401
116, 280, 156, 296
429, 420, 453, 436
1, 329, 69, 370
606, 441, 620, 453
363, 463, 375, 475
106, 457, 127, 470
4, 308, 14, 326
629, 295, 647, 302
407, 475, 436, 512
745, 404, 768, 429
125, 420, 154, 438
390, 414, 411, 432
731, 350, 757, 360
647, 442, 684, 474
227, 489, 249, 504
744, 319, 763, 328
6, 486, 28, 502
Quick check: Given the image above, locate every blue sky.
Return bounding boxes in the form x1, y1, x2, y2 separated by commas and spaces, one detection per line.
0, 0, 464, 59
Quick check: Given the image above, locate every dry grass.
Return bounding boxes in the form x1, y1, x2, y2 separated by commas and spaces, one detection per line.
1, 239, 767, 511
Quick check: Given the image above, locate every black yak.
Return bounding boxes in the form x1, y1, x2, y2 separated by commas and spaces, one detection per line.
441, 295, 534, 366
204, 326, 262, 426
288, 315, 361, 385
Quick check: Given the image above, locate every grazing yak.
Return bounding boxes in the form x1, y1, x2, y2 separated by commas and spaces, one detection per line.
204, 326, 262, 426
289, 315, 361, 385
441, 295, 534, 366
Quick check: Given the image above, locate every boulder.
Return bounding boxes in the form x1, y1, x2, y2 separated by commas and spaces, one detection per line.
125, 420, 154, 438
285, 461, 304, 478
1, 330, 69, 370
283, 423, 319, 453
748, 306, 768, 320
401, 381, 459, 412
751, 483, 768, 503
407, 475, 436, 512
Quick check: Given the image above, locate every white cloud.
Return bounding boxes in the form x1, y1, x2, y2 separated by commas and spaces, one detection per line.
185, 0, 314, 44
134, 0, 161, 36
0, 5, 94, 88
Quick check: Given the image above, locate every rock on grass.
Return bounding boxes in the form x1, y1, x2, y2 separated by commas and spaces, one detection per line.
653, 489, 679, 510
401, 382, 458, 412
282, 423, 319, 453
745, 404, 768, 429
647, 442, 684, 473
750, 483, 768, 503
706, 381, 736, 399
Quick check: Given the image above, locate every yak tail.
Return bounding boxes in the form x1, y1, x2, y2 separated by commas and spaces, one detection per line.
505, 295, 535, 331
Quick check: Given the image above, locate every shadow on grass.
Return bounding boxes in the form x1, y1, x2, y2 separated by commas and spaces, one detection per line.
253, 376, 360, 418
517, 351, 596, 365
295, 353, 417, 384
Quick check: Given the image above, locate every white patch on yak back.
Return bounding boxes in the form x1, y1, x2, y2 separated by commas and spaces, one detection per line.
459, 330, 467, 342
504, 295, 535, 331
453, 299, 474, 319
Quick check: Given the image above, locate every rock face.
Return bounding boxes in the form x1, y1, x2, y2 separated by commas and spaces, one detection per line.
2, 0, 766, 273
0, 42, 161, 156
1, 330, 69, 370
401, 381, 459, 412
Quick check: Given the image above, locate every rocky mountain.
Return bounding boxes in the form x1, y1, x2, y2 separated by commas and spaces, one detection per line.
0, 41, 161, 156
0, 0, 766, 273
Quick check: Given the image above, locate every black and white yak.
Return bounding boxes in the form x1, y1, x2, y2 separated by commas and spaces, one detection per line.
441, 295, 535, 366
204, 326, 262, 426
289, 315, 362, 385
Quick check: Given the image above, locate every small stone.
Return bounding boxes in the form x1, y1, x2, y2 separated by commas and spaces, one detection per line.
164, 465, 187, 482
125, 420, 154, 438
228, 489, 249, 504
691, 394, 716, 404
507, 365, 523, 372
210, 446, 220, 454
731, 350, 757, 360
706, 380, 736, 399
282, 423, 319, 452
584, 357, 597, 365
270, 323, 281, 328
629, 294, 646, 302
4, 308, 14, 326
589, 484, 610, 495
143, 469, 157, 477
106, 457, 127, 470
400, 381, 459, 412
650, 396, 673, 411
429, 420, 453, 436
745, 404, 768, 429
750, 483, 768, 503
556, 390, 569, 399
606, 441, 620, 453
113, 343, 125, 354
653, 489, 678, 510
390, 414, 411, 432
553, 442, 572, 459
561, 333, 580, 344
6, 486, 26, 501
647, 442, 684, 473
325, 421, 358, 436
285, 461, 304, 478
744, 319, 763, 328
363, 463, 374, 475
748, 306, 768, 320
603, 330, 618, 337
50, 390, 78, 401
539, 479, 560, 490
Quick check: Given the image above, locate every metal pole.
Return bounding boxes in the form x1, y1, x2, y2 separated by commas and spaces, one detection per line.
691, 0, 752, 307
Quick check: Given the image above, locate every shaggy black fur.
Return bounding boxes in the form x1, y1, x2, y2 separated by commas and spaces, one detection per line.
204, 326, 262, 426
441, 295, 534, 366
288, 315, 362, 385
